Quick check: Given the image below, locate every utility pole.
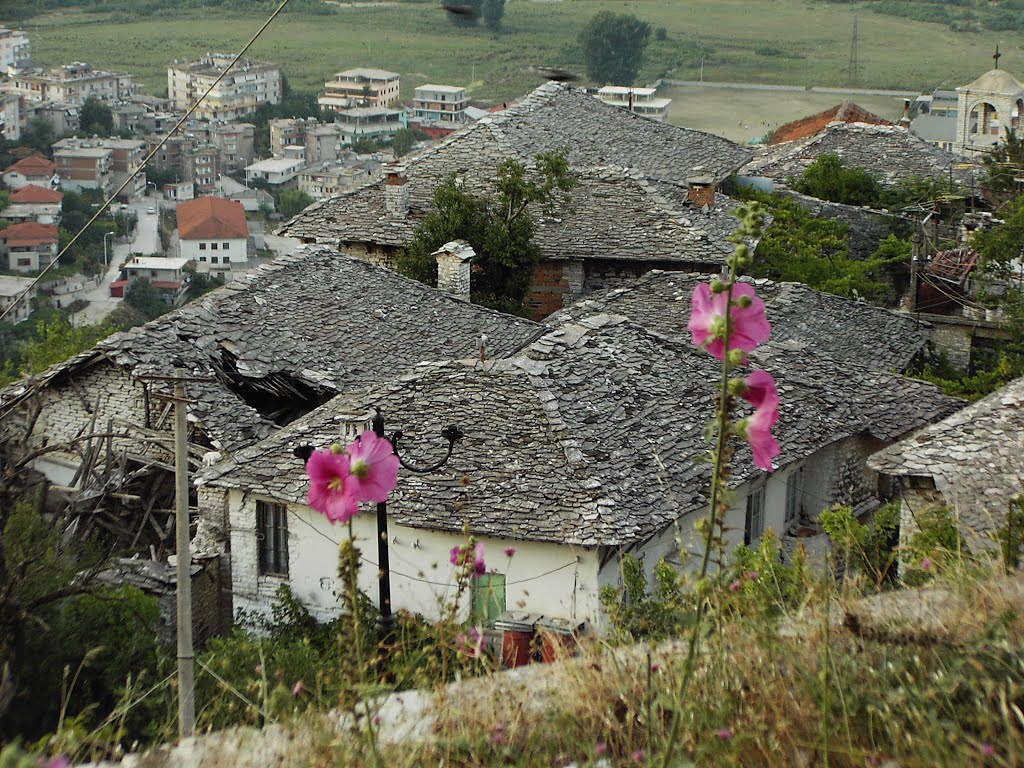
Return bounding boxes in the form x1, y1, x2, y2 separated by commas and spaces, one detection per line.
847, 16, 860, 86
174, 365, 195, 738
910, 226, 922, 313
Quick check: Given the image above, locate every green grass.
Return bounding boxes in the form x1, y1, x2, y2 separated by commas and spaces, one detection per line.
14, 0, 1024, 106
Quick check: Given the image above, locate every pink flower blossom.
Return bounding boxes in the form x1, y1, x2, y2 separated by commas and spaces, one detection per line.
307, 449, 358, 523
981, 743, 995, 757
729, 580, 741, 592
503, 546, 516, 557
43, 759, 71, 768
745, 570, 759, 581
743, 401, 780, 472
688, 282, 771, 362
920, 557, 932, 572
741, 370, 779, 410
594, 742, 608, 756
473, 542, 486, 575
372, 715, 382, 725
291, 681, 303, 697
631, 750, 645, 763
345, 431, 399, 503
717, 728, 733, 741
456, 626, 485, 658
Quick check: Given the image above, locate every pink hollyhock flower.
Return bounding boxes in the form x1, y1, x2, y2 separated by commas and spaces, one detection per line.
728, 580, 741, 592
473, 542, 486, 575
456, 626, 485, 658
920, 557, 932, 572
594, 742, 608, 757
717, 728, 733, 741
291, 681, 303, 697
307, 449, 358, 523
688, 282, 771, 362
346, 431, 399, 503
741, 369, 779, 410
631, 750, 645, 763
743, 402, 780, 472
981, 743, 995, 757
745, 570, 759, 581
504, 546, 516, 557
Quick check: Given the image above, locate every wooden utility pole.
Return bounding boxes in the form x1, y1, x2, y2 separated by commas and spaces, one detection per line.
910, 227, 922, 313
174, 366, 195, 738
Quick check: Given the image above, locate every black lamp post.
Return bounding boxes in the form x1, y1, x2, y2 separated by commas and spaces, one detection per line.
296, 408, 463, 653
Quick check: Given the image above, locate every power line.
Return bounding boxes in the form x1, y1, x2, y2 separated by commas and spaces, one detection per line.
0, 0, 293, 324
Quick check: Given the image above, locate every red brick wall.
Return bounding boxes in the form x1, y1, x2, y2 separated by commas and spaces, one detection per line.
525, 261, 570, 320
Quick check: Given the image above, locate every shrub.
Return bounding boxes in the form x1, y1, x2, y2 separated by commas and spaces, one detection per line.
820, 502, 900, 589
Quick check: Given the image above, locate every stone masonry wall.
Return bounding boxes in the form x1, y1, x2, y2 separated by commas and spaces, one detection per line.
338, 242, 398, 271
829, 435, 887, 516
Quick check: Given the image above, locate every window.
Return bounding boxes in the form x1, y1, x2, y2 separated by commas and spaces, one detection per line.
257, 500, 288, 575
211, 242, 218, 250
211, 256, 219, 264
744, 486, 765, 546
222, 242, 229, 249
472, 572, 506, 625
199, 242, 206, 250
199, 256, 206, 262
223, 255, 230, 263
785, 471, 802, 528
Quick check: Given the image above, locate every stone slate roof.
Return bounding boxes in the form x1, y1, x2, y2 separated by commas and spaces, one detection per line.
0, 247, 539, 452
742, 123, 975, 187
552, 271, 930, 373
279, 82, 752, 266
201, 312, 960, 547
869, 376, 1024, 552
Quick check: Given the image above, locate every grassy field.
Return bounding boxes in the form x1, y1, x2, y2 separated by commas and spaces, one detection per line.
663, 86, 907, 144
14, 0, 1024, 107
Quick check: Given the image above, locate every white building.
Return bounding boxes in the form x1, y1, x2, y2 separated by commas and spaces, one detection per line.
168, 55, 282, 121
244, 156, 303, 187
0, 92, 21, 141
596, 86, 672, 122
177, 196, 249, 279
2, 184, 62, 225
955, 66, 1024, 156
0, 275, 37, 324
123, 255, 192, 304
412, 84, 468, 123
319, 68, 400, 112
336, 107, 408, 144
0, 28, 31, 73
9, 62, 133, 106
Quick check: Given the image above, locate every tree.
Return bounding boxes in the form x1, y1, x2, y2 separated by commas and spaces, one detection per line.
124, 278, 171, 321
397, 149, 574, 311
983, 128, 1024, 200
482, 0, 505, 31
391, 128, 416, 158
278, 189, 314, 219
20, 117, 56, 156
791, 154, 882, 208
578, 12, 652, 86
79, 95, 113, 135
443, 0, 482, 27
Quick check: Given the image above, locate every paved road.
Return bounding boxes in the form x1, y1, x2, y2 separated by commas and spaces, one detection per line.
70, 195, 162, 326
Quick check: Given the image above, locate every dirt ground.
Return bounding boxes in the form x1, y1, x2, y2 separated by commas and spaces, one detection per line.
662, 85, 909, 144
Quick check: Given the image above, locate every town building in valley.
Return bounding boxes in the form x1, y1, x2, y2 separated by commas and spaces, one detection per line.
177, 197, 250, 278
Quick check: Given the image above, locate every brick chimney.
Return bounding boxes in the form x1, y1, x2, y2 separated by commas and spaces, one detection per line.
686, 176, 716, 208
384, 167, 409, 219
433, 240, 475, 301
899, 99, 912, 130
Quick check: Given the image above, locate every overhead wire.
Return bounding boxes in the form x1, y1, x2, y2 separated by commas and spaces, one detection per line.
0, 0, 294, 324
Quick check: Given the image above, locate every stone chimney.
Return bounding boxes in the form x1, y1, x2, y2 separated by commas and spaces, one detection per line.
899, 99, 912, 129
384, 167, 409, 219
686, 176, 716, 209
433, 240, 475, 301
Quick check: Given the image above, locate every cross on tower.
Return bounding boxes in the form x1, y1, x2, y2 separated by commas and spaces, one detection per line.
994, 44, 1002, 68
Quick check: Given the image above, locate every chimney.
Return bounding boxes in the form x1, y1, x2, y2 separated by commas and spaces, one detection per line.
686, 176, 716, 209
433, 240, 475, 301
384, 167, 408, 219
899, 99, 911, 129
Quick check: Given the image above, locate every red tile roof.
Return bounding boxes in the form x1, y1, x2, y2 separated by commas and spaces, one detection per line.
177, 197, 249, 240
4, 155, 57, 177
9, 184, 63, 204
0, 221, 59, 245
769, 101, 893, 145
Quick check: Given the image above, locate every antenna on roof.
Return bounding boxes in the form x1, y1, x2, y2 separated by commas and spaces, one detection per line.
847, 16, 860, 86
479, 333, 489, 363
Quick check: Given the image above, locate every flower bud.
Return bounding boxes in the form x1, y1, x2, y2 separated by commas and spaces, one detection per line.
736, 294, 753, 309
330, 443, 344, 454
728, 378, 748, 397
734, 244, 749, 261
727, 348, 745, 367
710, 278, 727, 294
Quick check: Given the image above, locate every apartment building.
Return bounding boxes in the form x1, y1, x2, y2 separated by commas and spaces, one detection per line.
595, 86, 672, 122
336, 106, 408, 144
319, 68, 399, 112
168, 55, 282, 121
52, 139, 113, 194
412, 84, 468, 123
0, 221, 59, 273
269, 117, 343, 163
0, 92, 20, 141
0, 28, 31, 72
0, 275, 37, 324
177, 197, 249, 279
9, 62, 134, 106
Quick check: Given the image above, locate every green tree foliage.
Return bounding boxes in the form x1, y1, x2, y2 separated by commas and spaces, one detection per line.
599, 555, 689, 641
19, 315, 114, 375
79, 96, 113, 135
982, 129, 1024, 200
397, 149, 574, 312
482, 0, 505, 31
578, 12, 652, 86
737, 188, 911, 306
791, 154, 883, 207
973, 194, 1024, 278
443, 0, 483, 27
819, 503, 900, 589
277, 189, 314, 219
390, 127, 430, 158
124, 278, 171, 321
20, 117, 57, 156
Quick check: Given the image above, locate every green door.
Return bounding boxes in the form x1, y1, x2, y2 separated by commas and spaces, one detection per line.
472, 573, 506, 625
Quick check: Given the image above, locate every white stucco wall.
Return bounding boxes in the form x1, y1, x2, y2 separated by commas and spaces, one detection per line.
180, 237, 247, 268
227, 489, 602, 629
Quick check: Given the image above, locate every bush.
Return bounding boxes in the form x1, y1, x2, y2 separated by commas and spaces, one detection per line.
820, 503, 900, 589
599, 555, 691, 641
